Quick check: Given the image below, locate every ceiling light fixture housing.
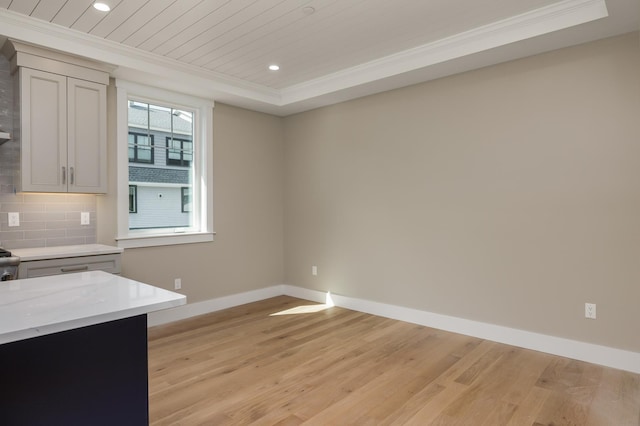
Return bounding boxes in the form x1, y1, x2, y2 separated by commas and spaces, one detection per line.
268, 64, 280, 71
93, 2, 111, 12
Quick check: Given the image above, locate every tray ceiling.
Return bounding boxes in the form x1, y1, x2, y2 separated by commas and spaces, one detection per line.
0, 0, 637, 115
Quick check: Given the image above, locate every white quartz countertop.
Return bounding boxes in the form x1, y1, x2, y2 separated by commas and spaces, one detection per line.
0, 270, 185, 344
10, 244, 124, 261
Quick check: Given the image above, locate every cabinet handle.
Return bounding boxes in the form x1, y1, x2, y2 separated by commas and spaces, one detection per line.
62, 166, 66, 184
61, 265, 89, 273
70, 167, 75, 185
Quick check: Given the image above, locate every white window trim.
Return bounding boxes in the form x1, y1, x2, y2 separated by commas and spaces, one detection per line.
115, 79, 214, 248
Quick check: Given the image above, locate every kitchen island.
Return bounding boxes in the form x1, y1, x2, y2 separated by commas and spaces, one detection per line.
0, 270, 186, 425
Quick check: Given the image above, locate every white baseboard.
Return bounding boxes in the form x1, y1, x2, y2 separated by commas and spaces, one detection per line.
147, 283, 640, 374
282, 285, 640, 374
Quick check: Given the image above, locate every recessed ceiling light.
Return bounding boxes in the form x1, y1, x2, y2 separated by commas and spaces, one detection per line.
268, 64, 280, 71
93, 2, 111, 12
302, 6, 315, 15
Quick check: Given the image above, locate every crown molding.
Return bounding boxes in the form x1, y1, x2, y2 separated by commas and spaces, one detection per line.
280, 0, 608, 104
0, 0, 610, 115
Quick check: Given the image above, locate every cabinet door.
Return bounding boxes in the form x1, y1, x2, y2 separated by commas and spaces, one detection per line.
67, 78, 107, 193
20, 68, 68, 192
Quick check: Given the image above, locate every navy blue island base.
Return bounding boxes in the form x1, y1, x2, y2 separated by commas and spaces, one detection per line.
0, 314, 149, 425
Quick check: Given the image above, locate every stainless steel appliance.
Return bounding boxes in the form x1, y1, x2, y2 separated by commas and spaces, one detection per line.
0, 248, 20, 281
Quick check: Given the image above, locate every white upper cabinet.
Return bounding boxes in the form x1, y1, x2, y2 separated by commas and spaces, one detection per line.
4, 40, 110, 194
20, 68, 107, 193
67, 77, 107, 193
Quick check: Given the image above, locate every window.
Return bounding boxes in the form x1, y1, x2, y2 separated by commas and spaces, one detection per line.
115, 80, 214, 248
167, 137, 193, 167
128, 132, 154, 164
181, 187, 191, 213
129, 185, 137, 213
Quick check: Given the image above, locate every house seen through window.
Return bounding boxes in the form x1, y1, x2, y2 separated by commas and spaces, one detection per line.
128, 132, 154, 164
167, 137, 192, 167
129, 185, 137, 213
128, 101, 193, 231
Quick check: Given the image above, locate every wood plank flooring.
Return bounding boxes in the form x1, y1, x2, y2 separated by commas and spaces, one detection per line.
148, 296, 640, 425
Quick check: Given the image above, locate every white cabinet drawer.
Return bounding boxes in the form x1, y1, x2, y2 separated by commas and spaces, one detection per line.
18, 254, 121, 278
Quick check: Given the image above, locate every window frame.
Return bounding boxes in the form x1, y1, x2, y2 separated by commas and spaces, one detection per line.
128, 132, 155, 164
129, 185, 137, 213
166, 136, 192, 167
181, 187, 191, 213
115, 80, 214, 248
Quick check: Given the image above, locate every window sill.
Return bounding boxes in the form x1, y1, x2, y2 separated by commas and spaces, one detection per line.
116, 232, 215, 249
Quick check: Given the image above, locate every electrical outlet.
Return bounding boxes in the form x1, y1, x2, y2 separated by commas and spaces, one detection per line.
312, 265, 318, 276
585, 303, 596, 319
174, 278, 182, 290
8, 212, 19, 227
81, 212, 90, 225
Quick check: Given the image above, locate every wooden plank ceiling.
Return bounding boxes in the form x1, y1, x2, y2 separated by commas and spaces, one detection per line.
0, 0, 564, 89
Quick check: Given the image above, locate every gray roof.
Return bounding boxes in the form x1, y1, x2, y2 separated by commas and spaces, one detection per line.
129, 166, 190, 184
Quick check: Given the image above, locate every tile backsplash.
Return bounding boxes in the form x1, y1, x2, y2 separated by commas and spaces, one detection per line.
0, 51, 98, 250
0, 193, 97, 250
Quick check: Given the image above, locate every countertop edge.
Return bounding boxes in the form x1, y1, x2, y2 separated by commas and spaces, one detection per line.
0, 271, 186, 345
0, 297, 185, 345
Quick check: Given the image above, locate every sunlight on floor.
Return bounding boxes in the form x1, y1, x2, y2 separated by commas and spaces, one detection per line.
270, 292, 335, 316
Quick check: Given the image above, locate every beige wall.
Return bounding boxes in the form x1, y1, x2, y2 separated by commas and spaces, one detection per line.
283, 33, 640, 352
98, 33, 639, 353
99, 102, 284, 303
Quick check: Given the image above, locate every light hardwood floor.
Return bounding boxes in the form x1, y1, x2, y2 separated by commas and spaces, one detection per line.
148, 296, 640, 425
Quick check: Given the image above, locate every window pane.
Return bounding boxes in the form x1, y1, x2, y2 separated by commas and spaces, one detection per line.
128, 134, 135, 160
173, 110, 193, 137
129, 186, 137, 213
149, 104, 171, 131
128, 101, 149, 129
181, 187, 191, 212
129, 100, 194, 231
167, 139, 180, 162
138, 147, 151, 162
138, 135, 150, 147
128, 133, 154, 164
